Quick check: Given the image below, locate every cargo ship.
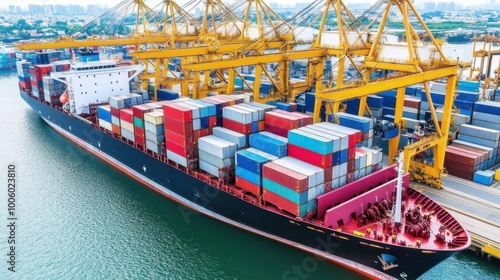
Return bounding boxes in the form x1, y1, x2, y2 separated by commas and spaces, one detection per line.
16, 58, 471, 280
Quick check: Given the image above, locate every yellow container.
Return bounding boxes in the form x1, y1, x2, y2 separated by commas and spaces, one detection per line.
495, 169, 500, 181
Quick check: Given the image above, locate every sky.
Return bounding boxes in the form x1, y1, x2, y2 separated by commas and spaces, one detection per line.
0, 0, 489, 9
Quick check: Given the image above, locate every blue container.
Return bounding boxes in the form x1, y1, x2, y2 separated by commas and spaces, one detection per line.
454, 100, 474, 111
421, 91, 445, 105
456, 91, 480, 102
305, 92, 315, 112
200, 116, 209, 129
276, 102, 293, 112
236, 150, 271, 175
367, 95, 384, 108
340, 149, 348, 164
157, 88, 179, 101
473, 170, 494, 185
332, 151, 340, 165
381, 96, 396, 108
249, 133, 287, 157
191, 100, 217, 116
336, 113, 371, 132
262, 178, 308, 204
297, 103, 306, 113
251, 121, 259, 133
378, 90, 397, 98
458, 80, 480, 92
344, 99, 360, 115
236, 166, 261, 186
287, 130, 332, 155
474, 101, 500, 115
97, 106, 111, 122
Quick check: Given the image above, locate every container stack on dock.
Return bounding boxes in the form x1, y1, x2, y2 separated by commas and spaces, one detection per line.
446, 124, 500, 181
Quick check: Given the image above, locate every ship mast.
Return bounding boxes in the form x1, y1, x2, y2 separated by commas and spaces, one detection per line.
393, 152, 405, 225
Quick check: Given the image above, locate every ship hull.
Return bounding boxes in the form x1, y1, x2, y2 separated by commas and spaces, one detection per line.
21, 91, 462, 280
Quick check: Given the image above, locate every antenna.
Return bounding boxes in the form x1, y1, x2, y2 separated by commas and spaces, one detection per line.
393, 152, 405, 224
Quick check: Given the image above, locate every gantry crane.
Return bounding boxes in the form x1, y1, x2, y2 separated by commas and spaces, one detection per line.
468, 35, 500, 99
313, 0, 459, 188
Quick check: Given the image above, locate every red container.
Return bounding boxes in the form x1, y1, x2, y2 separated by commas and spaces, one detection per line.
208, 116, 217, 127
236, 176, 261, 197
215, 95, 237, 105
135, 126, 144, 137
163, 103, 193, 122
445, 147, 480, 166
223, 118, 252, 134
166, 140, 189, 158
120, 108, 134, 123
348, 147, 356, 160
448, 144, 488, 164
265, 111, 299, 130
110, 107, 120, 118
164, 116, 193, 136
133, 103, 156, 119
444, 159, 476, 173
324, 166, 333, 182
274, 110, 312, 127
203, 96, 230, 107
446, 167, 473, 180
165, 130, 193, 148
347, 159, 355, 172
262, 162, 308, 192
404, 97, 421, 109
263, 189, 301, 217
112, 124, 121, 135
135, 135, 145, 147
288, 143, 333, 168
264, 123, 288, 137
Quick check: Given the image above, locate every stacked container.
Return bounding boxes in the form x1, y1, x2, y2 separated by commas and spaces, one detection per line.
16, 60, 31, 90
163, 98, 218, 169
334, 112, 374, 148
97, 105, 112, 131
264, 110, 311, 137
198, 135, 237, 179
249, 132, 288, 158
403, 97, 421, 120
263, 157, 325, 218
42, 76, 65, 106
29, 64, 52, 99
132, 103, 162, 147
109, 94, 144, 136
144, 110, 165, 154
120, 108, 135, 142
235, 148, 277, 197
456, 124, 500, 169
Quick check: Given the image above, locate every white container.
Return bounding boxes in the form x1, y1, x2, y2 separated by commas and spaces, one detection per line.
98, 119, 112, 131
120, 120, 134, 132
198, 135, 237, 159
222, 106, 253, 124
199, 150, 234, 168
212, 127, 247, 149
144, 110, 164, 125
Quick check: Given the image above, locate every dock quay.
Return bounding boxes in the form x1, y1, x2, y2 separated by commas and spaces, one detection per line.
415, 176, 500, 261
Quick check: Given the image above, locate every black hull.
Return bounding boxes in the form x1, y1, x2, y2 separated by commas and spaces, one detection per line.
21, 91, 463, 280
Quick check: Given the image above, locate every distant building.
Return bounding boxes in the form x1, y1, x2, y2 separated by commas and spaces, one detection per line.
423, 2, 436, 11
436, 2, 455, 11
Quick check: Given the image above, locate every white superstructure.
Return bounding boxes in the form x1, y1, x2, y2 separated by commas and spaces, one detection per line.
51, 60, 144, 115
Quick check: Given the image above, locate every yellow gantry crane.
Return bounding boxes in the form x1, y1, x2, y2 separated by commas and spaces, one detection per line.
469, 35, 500, 99
314, 0, 459, 188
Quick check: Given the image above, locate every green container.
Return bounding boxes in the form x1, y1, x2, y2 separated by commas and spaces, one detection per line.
133, 116, 144, 128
